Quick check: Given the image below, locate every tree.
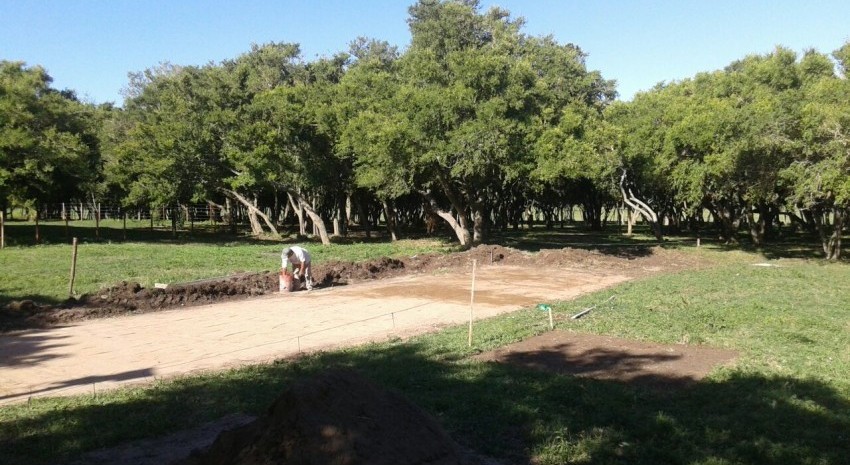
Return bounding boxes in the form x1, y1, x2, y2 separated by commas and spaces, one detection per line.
0, 61, 98, 242
114, 63, 219, 235
782, 44, 850, 259
372, 0, 613, 245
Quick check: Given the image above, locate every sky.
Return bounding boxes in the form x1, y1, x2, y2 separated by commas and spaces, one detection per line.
3, 0, 849, 105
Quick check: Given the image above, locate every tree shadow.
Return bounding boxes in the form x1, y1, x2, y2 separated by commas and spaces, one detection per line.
0, 368, 156, 404
0, 329, 73, 367
3, 340, 847, 465
487, 227, 669, 260
0, 292, 73, 311
483, 343, 700, 389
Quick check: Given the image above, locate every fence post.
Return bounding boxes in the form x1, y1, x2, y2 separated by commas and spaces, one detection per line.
468, 259, 477, 347
69, 237, 78, 297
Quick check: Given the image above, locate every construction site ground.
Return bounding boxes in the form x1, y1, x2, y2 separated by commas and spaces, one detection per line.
0, 244, 739, 464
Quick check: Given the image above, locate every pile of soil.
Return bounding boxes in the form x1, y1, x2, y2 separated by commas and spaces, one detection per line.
1, 244, 696, 332
173, 368, 471, 465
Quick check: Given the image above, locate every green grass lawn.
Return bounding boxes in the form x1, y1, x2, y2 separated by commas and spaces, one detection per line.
1, 223, 848, 464
0, 219, 452, 306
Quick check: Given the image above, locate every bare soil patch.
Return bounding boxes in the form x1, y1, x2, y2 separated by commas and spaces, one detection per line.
1, 244, 699, 332
474, 331, 738, 389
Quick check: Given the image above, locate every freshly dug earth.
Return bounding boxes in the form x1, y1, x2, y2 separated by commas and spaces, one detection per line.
173, 368, 472, 465
1, 244, 700, 332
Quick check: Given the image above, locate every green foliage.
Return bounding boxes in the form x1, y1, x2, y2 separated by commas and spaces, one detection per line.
0, 61, 97, 211
610, 44, 849, 254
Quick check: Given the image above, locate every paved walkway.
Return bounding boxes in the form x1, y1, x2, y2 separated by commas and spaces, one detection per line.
0, 265, 628, 405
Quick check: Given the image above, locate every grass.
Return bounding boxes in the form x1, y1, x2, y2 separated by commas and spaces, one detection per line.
0, 219, 452, 306
1, 222, 849, 464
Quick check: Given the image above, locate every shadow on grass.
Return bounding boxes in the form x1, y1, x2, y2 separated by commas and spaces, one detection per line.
492, 225, 848, 263
489, 226, 677, 261
2, 341, 847, 465
0, 291, 73, 310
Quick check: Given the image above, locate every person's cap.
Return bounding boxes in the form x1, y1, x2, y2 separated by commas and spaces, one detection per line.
285, 248, 294, 256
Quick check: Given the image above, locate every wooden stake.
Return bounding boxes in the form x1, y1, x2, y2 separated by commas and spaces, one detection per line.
548, 306, 554, 330
69, 237, 78, 297
468, 259, 477, 347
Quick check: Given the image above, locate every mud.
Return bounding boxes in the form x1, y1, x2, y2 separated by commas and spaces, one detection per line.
0, 244, 697, 332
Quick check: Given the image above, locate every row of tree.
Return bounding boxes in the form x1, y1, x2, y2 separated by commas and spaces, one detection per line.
1, 0, 847, 258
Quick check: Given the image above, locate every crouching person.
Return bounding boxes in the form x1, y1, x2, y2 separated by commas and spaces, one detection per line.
282, 246, 314, 290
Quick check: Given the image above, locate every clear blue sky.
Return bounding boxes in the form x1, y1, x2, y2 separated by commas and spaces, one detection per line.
3, 0, 849, 105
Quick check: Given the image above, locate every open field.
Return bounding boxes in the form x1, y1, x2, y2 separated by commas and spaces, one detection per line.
1, 223, 849, 464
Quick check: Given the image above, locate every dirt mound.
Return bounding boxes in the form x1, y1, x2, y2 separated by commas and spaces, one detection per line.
315, 257, 407, 285
174, 368, 470, 465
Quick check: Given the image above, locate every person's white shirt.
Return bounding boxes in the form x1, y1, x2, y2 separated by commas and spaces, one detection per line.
282, 246, 311, 269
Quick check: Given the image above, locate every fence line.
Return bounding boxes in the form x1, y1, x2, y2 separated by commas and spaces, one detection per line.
2, 203, 275, 225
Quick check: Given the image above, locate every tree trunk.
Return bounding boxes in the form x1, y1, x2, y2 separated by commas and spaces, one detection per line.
287, 190, 330, 245
221, 188, 281, 237
745, 207, 765, 247
382, 199, 399, 241
472, 203, 486, 244
707, 202, 741, 244
287, 193, 306, 236
356, 197, 371, 238
95, 200, 101, 239
619, 170, 662, 240
207, 200, 228, 233
34, 208, 41, 243
247, 197, 264, 236
422, 191, 470, 247
434, 172, 473, 247
281, 197, 291, 226
817, 207, 845, 260
62, 202, 69, 240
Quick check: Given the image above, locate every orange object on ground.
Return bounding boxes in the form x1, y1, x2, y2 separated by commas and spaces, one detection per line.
279, 269, 298, 293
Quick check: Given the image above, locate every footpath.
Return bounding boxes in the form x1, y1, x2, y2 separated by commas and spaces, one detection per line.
0, 265, 628, 405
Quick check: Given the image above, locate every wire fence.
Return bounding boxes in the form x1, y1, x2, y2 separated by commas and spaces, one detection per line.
2, 203, 284, 226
